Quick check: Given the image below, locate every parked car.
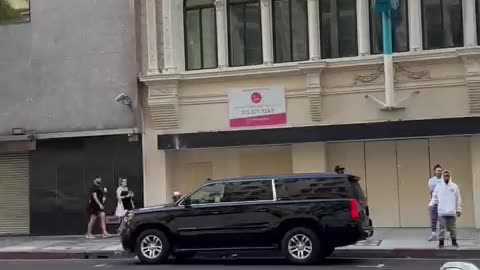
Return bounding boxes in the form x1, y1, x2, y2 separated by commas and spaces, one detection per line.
121, 173, 373, 265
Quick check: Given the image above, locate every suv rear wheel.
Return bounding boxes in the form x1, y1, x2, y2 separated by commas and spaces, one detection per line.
136, 229, 171, 264
281, 227, 322, 265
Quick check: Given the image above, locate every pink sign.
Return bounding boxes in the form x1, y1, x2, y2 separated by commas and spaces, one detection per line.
228, 86, 286, 128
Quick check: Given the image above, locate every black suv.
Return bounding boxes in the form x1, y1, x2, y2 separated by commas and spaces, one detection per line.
121, 173, 373, 264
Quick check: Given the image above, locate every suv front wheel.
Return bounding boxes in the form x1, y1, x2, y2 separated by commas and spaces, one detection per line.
281, 227, 322, 265
136, 229, 171, 264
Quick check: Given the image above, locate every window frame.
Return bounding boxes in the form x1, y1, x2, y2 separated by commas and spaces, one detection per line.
179, 179, 276, 206
420, 0, 464, 50
477, 0, 480, 45
273, 177, 352, 201
0, 0, 31, 25
272, 0, 310, 63
183, 0, 219, 70
318, 0, 358, 59
368, 0, 409, 54
222, 179, 275, 202
227, 0, 263, 67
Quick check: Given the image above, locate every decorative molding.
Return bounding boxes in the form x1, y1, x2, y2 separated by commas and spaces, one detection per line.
306, 73, 323, 122
354, 63, 430, 84
140, 48, 472, 83
463, 56, 480, 114
147, 82, 179, 130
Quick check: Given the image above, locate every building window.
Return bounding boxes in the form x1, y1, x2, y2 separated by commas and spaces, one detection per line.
319, 0, 357, 59
369, 0, 409, 54
0, 0, 30, 25
272, 0, 309, 63
184, 0, 218, 70
477, 0, 480, 45
228, 0, 262, 67
421, 0, 463, 50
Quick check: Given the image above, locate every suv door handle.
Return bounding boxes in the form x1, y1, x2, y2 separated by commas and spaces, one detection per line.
210, 210, 221, 215
258, 208, 269, 212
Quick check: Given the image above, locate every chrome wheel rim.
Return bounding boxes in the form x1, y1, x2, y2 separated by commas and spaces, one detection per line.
140, 235, 163, 259
288, 234, 313, 260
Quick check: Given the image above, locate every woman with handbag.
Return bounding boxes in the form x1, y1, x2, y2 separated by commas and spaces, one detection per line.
115, 178, 135, 233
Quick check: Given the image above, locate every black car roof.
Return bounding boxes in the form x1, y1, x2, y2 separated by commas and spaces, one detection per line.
210, 173, 356, 183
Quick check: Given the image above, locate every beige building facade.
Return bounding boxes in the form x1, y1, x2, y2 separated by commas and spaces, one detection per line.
137, 0, 480, 228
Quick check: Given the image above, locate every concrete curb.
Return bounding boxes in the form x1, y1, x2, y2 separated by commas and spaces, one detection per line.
0, 250, 128, 260
0, 248, 479, 260
333, 249, 480, 259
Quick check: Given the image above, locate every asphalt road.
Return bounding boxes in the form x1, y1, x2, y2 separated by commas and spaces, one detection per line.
2, 258, 480, 270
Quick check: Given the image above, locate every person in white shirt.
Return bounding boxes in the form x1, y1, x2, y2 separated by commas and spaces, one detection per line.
429, 170, 462, 248
427, 164, 443, 241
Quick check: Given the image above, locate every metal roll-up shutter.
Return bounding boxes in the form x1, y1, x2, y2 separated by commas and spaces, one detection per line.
0, 153, 29, 234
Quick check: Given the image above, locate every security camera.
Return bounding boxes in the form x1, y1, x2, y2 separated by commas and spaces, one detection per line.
115, 93, 128, 103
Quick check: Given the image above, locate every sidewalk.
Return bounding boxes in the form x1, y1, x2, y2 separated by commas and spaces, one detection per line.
0, 228, 478, 260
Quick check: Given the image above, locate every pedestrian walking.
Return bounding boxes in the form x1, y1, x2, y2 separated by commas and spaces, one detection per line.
85, 176, 111, 239
116, 178, 135, 233
427, 164, 443, 241
429, 170, 462, 248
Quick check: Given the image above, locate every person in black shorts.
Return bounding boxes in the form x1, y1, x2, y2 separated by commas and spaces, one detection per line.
86, 177, 111, 239
116, 178, 135, 233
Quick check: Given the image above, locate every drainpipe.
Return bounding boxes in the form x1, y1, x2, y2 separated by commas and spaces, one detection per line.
366, 0, 418, 110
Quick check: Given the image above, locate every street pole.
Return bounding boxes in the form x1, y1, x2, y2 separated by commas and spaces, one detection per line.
381, 9, 395, 108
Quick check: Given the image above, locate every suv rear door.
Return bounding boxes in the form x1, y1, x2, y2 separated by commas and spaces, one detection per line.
348, 176, 372, 230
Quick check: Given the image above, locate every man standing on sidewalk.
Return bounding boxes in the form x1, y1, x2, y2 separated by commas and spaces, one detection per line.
429, 170, 462, 248
427, 164, 443, 241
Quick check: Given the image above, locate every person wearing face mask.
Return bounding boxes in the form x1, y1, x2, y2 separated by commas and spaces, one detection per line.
429, 170, 462, 248
427, 164, 443, 241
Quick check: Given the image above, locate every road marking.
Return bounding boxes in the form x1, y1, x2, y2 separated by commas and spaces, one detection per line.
356, 264, 385, 268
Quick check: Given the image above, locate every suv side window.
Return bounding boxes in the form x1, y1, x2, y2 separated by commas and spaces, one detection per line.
275, 177, 350, 200
222, 180, 273, 202
188, 182, 226, 205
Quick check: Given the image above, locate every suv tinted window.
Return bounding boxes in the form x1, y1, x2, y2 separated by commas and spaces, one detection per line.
275, 177, 350, 200
222, 180, 273, 202
188, 182, 225, 204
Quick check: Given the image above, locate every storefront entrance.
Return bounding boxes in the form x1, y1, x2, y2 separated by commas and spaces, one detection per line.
327, 137, 474, 228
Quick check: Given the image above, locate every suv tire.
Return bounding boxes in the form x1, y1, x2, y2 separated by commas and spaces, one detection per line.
281, 227, 322, 265
136, 229, 171, 264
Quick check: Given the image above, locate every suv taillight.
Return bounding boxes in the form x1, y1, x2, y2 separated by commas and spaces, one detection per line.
349, 199, 359, 220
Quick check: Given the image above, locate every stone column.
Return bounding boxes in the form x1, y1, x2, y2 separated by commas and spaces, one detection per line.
471, 135, 480, 228
292, 142, 327, 173
162, 0, 185, 73
307, 0, 321, 60
408, 0, 422, 51
356, 0, 370, 56
143, 132, 172, 206
146, 0, 159, 74
215, 0, 228, 67
463, 0, 478, 47
260, 0, 274, 64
